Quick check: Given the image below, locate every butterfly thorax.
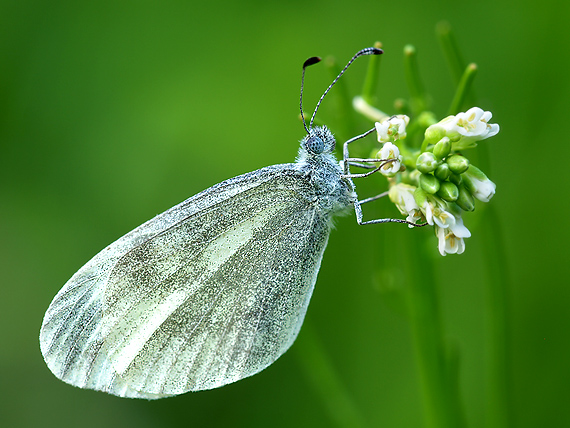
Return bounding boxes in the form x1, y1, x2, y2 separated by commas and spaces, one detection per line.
296, 126, 356, 217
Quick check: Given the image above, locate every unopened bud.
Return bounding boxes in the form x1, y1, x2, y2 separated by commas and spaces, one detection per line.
462, 165, 496, 202
413, 186, 428, 207
437, 181, 459, 202
433, 137, 451, 159
416, 152, 439, 174
446, 155, 470, 174
456, 184, 475, 211
419, 173, 441, 194
449, 173, 462, 186
434, 163, 451, 181
424, 125, 446, 145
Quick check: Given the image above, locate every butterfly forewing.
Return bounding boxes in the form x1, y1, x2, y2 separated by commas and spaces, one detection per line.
40, 164, 332, 398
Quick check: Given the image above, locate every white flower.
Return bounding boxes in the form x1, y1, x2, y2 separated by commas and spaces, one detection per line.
435, 108, 487, 137
416, 193, 455, 229
375, 115, 409, 142
432, 204, 456, 229
435, 209, 471, 256
427, 107, 499, 150
448, 207, 471, 238
377, 142, 402, 177
456, 107, 497, 137
406, 210, 424, 226
462, 165, 496, 202
389, 183, 418, 214
436, 226, 466, 256
389, 183, 423, 226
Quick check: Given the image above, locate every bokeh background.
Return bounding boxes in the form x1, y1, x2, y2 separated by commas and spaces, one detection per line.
2, 1, 569, 427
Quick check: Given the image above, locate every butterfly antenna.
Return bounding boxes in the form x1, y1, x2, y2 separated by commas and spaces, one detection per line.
309, 47, 383, 128
300, 56, 322, 134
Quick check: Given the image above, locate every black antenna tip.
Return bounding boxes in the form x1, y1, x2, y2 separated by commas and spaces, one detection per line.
303, 56, 322, 69
370, 47, 383, 55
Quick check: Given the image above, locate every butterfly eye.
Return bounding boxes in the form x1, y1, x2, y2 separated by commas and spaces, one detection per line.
304, 135, 324, 154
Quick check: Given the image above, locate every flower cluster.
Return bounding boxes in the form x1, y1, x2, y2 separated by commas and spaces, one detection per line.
372, 108, 499, 256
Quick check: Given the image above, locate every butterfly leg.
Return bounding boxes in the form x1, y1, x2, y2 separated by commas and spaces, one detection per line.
352, 196, 423, 226
341, 128, 426, 227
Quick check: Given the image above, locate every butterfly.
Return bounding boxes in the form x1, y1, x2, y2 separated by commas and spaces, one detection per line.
40, 47, 411, 399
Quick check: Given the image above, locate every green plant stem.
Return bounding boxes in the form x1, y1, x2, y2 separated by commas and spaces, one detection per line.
437, 21, 476, 109
361, 41, 383, 105
405, 235, 466, 428
477, 141, 513, 428
448, 63, 478, 115
436, 21, 466, 85
296, 323, 368, 428
480, 205, 513, 428
403, 45, 428, 115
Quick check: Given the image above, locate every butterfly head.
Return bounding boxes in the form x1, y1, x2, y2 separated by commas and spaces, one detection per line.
301, 126, 335, 155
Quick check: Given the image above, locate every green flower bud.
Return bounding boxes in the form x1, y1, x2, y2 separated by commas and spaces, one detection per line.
433, 137, 451, 159
419, 173, 440, 194
424, 125, 446, 145
449, 173, 462, 186
446, 155, 470, 174
456, 184, 475, 211
416, 152, 439, 173
437, 181, 459, 202
413, 186, 428, 207
434, 163, 451, 181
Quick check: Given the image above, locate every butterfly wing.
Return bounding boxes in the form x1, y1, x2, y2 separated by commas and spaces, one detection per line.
40, 164, 333, 399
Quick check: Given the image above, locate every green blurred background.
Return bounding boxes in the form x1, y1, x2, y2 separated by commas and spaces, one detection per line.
1, 0, 569, 427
